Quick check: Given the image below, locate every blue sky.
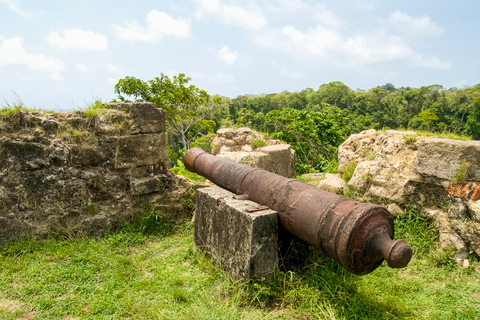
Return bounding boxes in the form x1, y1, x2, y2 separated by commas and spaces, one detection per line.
1, 0, 479, 111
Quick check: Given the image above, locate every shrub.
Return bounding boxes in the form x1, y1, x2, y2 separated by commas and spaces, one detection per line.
251, 139, 267, 149
342, 160, 356, 182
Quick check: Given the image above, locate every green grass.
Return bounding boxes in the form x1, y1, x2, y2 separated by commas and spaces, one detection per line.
82, 100, 108, 117
452, 159, 469, 183
1, 209, 479, 319
415, 130, 473, 141
0, 101, 52, 116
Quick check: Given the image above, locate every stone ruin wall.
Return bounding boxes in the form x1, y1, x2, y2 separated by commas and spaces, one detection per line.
211, 127, 296, 179
0, 103, 193, 244
318, 129, 480, 263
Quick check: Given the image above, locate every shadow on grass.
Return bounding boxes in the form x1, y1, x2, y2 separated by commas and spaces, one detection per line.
242, 250, 414, 319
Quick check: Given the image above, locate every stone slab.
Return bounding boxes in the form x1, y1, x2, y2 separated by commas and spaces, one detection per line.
194, 186, 278, 281
415, 139, 480, 181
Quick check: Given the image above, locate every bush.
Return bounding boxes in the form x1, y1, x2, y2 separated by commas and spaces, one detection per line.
251, 139, 267, 149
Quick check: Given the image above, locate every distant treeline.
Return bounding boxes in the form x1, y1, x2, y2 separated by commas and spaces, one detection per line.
208, 82, 480, 139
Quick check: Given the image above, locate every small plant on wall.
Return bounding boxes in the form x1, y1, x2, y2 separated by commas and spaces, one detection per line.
452, 159, 469, 183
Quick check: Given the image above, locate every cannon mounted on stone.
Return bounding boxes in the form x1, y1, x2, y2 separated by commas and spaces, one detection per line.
184, 148, 412, 275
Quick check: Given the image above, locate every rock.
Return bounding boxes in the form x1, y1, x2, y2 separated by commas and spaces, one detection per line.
338, 129, 480, 263
339, 129, 424, 203
213, 128, 295, 178
130, 176, 162, 196
415, 139, 480, 181
387, 203, 405, 216
212, 127, 280, 154
318, 173, 346, 192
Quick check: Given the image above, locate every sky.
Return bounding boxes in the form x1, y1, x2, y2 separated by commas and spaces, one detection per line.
0, 0, 479, 111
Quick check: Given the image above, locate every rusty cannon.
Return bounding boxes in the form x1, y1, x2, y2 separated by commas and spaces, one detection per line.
184, 148, 412, 275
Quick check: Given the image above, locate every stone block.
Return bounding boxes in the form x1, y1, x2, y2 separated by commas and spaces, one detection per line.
106, 102, 166, 133
114, 133, 166, 169
194, 186, 278, 281
1, 140, 50, 170
257, 145, 296, 178
130, 175, 167, 196
415, 139, 480, 181
69, 145, 108, 167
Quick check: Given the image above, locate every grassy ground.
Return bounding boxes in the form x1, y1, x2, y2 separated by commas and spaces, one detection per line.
1, 210, 479, 320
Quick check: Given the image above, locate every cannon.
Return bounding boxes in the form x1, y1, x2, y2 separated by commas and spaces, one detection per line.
184, 148, 412, 275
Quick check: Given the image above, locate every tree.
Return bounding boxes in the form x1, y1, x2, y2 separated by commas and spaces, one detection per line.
418, 109, 439, 131
114, 73, 219, 151
266, 107, 349, 174
465, 97, 480, 139
317, 81, 354, 109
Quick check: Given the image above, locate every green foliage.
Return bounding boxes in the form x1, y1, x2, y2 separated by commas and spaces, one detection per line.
57, 124, 87, 140
403, 134, 419, 142
266, 106, 348, 174
83, 100, 106, 117
0, 100, 51, 116
415, 130, 472, 141
250, 139, 267, 149
225, 82, 480, 140
418, 109, 439, 130
342, 160, 356, 182
0, 104, 23, 116
114, 73, 218, 151
85, 203, 98, 215
170, 159, 205, 183
190, 132, 217, 153
465, 97, 480, 139
452, 159, 469, 183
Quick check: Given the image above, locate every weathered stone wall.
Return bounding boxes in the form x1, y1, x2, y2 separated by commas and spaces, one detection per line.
0, 103, 193, 244
321, 129, 480, 263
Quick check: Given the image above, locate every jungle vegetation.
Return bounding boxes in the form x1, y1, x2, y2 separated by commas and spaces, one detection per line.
114, 75, 480, 174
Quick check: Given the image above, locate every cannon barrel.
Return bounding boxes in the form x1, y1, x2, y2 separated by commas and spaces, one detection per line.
184, 148, 412, 275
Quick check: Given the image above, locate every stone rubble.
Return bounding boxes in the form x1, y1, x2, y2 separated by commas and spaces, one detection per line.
332, 129, 480, 262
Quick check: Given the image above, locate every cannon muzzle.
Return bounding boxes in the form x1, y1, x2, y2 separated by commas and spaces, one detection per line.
184, 148, 412, 275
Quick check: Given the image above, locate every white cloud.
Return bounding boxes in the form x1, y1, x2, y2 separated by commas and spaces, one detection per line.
113, 10, 190, 42
413, 55, 452, 69
1, 0, 26, 16
353, 0, 376, 11
47, 29, 108, 51
344, 33, 414, 63
76, 64, 90, 72
192, 72, 235, 83
106, 63, 127, 74
312, 4, 343, 29
254, 4, 451, 71
196, 0, 267, 30
256, 25, 342, 59
50, 72, 63, 81
106, 77, 119, 85
0, 37, 64, 76
271, 61, 304, 79
387, 11, 444, 37
217, 46, 238, 64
